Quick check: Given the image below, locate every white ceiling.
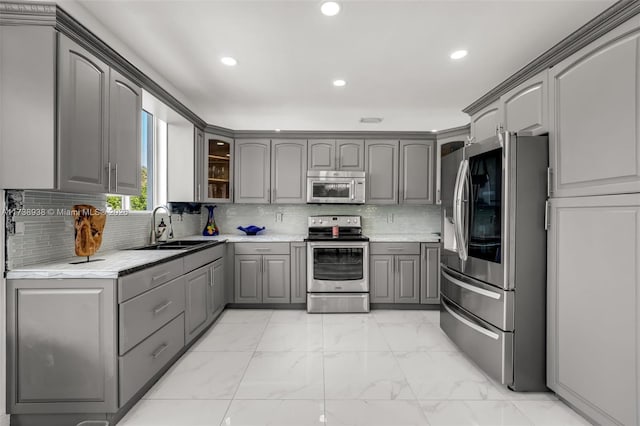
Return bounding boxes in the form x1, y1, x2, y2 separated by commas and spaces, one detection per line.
75, 0, 614, 131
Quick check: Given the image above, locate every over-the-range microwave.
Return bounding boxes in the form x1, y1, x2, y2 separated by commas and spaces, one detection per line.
306, 171, 366, 204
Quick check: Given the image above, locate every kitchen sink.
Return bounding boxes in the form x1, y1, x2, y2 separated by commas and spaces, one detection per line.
130, 240, 217, 250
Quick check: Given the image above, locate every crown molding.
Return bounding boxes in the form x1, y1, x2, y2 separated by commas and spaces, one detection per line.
0, 1, 56, 25
232, 130, 437, 140
436, 123, 470, 141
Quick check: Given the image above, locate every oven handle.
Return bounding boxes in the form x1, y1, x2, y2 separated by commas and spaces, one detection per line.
351, 180, 355, 200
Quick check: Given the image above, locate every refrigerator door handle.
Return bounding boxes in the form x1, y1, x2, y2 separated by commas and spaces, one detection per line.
452, 160, 464, 256
455, 160, 469, 261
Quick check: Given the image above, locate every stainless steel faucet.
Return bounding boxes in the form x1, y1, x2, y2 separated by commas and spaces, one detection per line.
150, 205, 174, 244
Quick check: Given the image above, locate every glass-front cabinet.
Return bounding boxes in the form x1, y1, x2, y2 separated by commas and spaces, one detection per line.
203, 134, 233, 202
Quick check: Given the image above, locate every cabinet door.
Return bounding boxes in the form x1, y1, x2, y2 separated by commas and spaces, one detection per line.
194, 128, 205, 202
290, 242, 307, 304
204, 134, 233, 202
470, 100, 500, 142
420, 244, 440, 304
7, 279, 117, 414
501, 71, 547, 136
549, 19, 640, 198
58, 35, 110, 194
234, 255, 262, 303
109, 68, 142, 195
185, 266, 209, 343
308, 139, 336, 170
263, 255, 291, 303
547, 194, 639, 426
209, 258, 225, 316
365, 140, 398, 204
399, 140, 435, 204
337, 139, 364, 171
271, 139, 307, 204
394, 255, 420, 303
370, 255, 394, 303
234, 139, 271, 203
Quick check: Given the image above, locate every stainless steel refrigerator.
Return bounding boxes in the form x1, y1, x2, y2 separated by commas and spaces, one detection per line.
440, 132, 548, 391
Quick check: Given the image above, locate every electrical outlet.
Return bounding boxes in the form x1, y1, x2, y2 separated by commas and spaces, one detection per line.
387, 213, 394, 223
15, 222, 25, 234
276, 212, 283, 222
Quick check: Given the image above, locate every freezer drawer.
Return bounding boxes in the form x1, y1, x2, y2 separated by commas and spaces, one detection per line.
307, 293, 369, 313
440, 296, 513, 386
441, 266, 514, 331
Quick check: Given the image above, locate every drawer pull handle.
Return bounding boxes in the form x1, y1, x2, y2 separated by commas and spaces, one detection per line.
151, 271, 171, 282
255, 248, 271, 252
387, 248, 405, 251
443, 302, 499, 340
151, 343, 169, 359
153, 300, 173, 315
442, 269, 501, 300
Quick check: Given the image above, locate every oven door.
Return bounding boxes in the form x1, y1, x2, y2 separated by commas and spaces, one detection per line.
307, 241, 369, 292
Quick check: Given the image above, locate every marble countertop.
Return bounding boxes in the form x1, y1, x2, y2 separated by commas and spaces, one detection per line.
7, 233, 440, 280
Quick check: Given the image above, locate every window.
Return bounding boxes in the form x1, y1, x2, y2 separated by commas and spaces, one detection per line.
106, 110, 155, 211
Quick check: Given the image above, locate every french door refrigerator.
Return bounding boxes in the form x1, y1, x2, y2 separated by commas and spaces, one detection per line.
440, 132, 548, 391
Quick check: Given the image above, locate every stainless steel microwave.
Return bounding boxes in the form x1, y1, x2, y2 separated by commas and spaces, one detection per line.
306, 171, 366, 204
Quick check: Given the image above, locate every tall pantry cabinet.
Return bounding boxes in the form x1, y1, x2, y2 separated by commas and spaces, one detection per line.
546, 15, 640, 426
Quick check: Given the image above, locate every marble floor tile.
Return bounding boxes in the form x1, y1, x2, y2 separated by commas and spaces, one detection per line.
394, 351, 504, 400
219, 309, 273, 324
257, 322, 323, 351
190, 323, 266, 352
221, 400, 325, 426
371, 309, 432, 324
234, 351, 324, 399
119, 399, 230, 426
419, 400, 533, 426
378, 322, 459, 352
322, 313, 377, 325
422, 310, 441, 324
323, 321, 390, 351
488, 378, 558, 401
513, 401, 592, 425
145, 351, 252, 400
324, 351, 415, 400
269, 309, 323, 324
325, 400, 429, 426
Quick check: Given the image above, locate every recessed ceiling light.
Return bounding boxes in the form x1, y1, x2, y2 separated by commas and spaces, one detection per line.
216, 142, 225, 146
321, 1, 341, 16
431, 129, 438, 132
275, 129, 281, 132
333, 79, 346, 87
450, 50, 468, 60
360, 117, 383, 123
220, 56, 237, 66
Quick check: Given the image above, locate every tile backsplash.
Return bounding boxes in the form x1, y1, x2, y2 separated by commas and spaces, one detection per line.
5, 191, 201, 269
202, 203, 442, 236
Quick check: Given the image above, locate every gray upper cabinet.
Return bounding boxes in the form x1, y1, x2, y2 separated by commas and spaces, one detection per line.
262, 255, 291, 303
549, 17, 640, 198
501, 71, 548, 136
308, 139, 336, 170
271, 139, 307, 204
394, 255, 420, 304
57, 34, 141, 196
308, 139, 364, 171
109, 68, 142, 195
420, 244, 440, 304
194, 128, 205, 202
547, 194, 640, 426
234, 254, 263, 303
365, 140, 399, 204
235, 139, 271, 203
58, 35, 110, 194
184, 266, 209, 344
7, 279, 117, 414
336, 139, 365, 171
290, 242, 307, 304
470, 100, 501, 142
399, 140, 435, 204
370, 255, 394, 303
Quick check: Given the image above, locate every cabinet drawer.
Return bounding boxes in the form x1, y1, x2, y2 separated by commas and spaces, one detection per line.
184, 244, 225, 273
370, 242, 420, 255
119, 276, 186, 355
119, 314, 184, 406
118, 258, 184, 302
234, 242, 290, 255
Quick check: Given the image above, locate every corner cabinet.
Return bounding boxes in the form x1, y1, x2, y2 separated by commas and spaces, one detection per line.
549, 16, 640, 198
201, 133, 233, 203
547, 194, 640, 426
234, 139, 271, 203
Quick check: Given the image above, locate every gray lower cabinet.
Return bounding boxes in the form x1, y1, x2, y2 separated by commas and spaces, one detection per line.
420, 244, 440, 304
234, 244, 292, 304
184, 265, 210, 344
271, 139, 307, 203
209, 258, 225, 317
370, 243, 420, 304
370, 255, 395, 303
399, 140, 435, 204
365, 140, 399, 204
547, 194, 640, 426
234, 255, 263, 303
394, 255, 420, 303
290, 242, 307, 303
263, 255, 291, 303
7, 279, 117, 414
234, 139, 271, 203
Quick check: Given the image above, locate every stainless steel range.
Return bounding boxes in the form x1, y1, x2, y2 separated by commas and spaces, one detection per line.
306, 215, 370, 313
